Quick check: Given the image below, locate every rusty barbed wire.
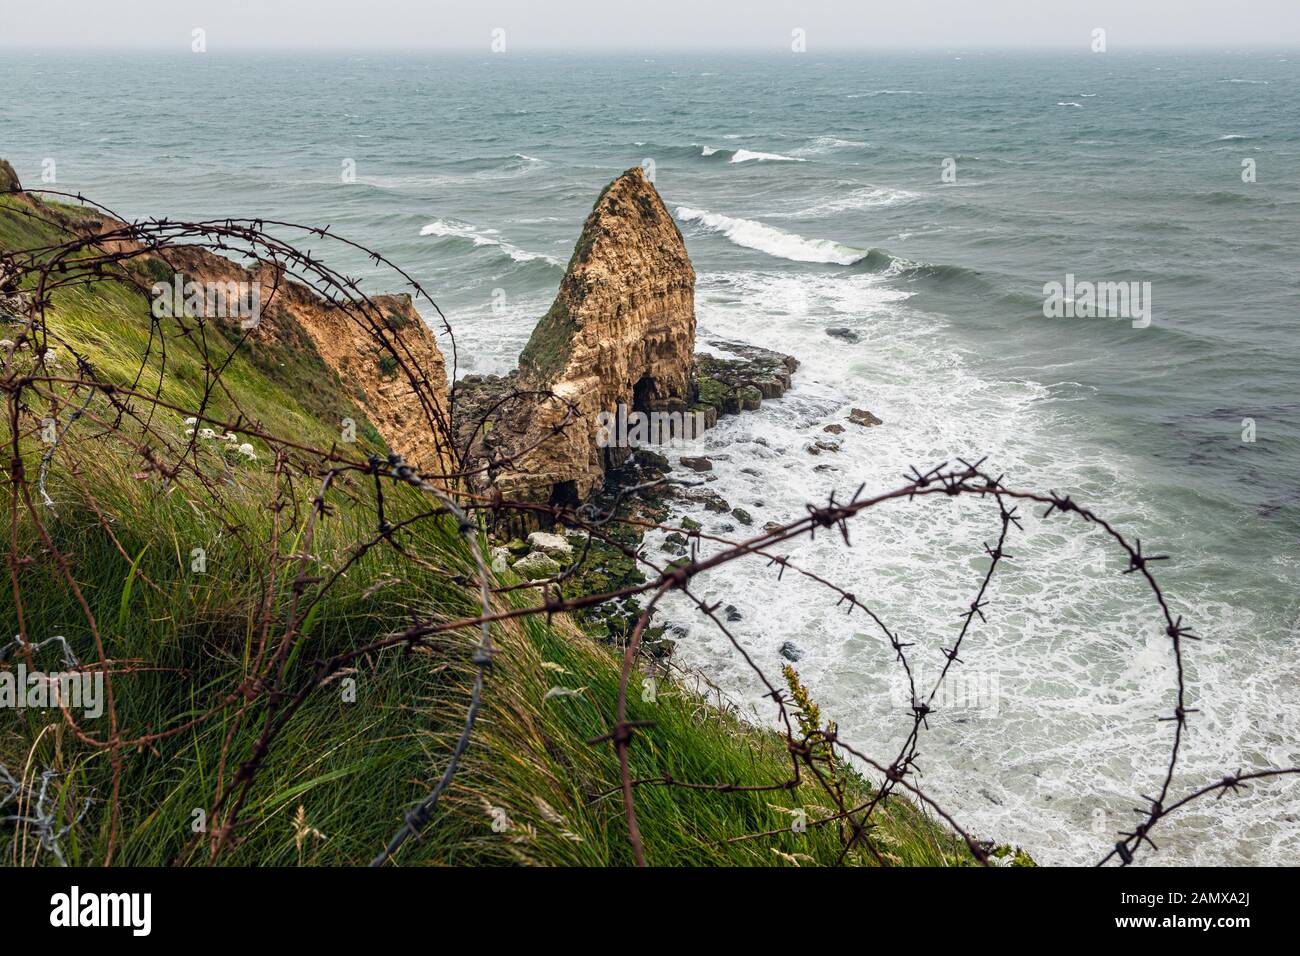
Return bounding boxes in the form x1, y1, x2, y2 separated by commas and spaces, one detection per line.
1, 182, 1294, 869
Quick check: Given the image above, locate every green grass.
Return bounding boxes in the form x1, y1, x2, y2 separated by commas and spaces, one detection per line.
0, 190, 981, 867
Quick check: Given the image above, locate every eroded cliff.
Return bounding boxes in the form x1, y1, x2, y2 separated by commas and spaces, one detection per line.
44, 203, 453, 476
479, 166, 697, 502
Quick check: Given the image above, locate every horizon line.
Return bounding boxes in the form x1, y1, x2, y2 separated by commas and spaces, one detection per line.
3, 43, 1299, 53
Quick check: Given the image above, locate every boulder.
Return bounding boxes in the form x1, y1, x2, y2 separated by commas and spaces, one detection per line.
512, 551, 562, 580
848, 408, 883, 427
527, 531, 574, 559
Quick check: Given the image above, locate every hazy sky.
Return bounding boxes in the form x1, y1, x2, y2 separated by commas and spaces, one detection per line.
2, 0, 1298, 49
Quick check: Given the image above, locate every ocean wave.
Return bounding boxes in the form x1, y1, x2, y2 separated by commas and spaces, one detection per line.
675, 206, 867, 265
796, 135, 872, 154
793, 184, 918, 216
846, 89, 926, 98
1057, 101, 1084, 109
1216, 134, 1250, 141
728, 148, 806, 164
702, 147, 800, 164
418, 219, 559, 265
1202, 190, 1255, 205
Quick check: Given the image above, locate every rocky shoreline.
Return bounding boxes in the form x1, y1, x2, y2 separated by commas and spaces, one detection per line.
473, 337, 804, 655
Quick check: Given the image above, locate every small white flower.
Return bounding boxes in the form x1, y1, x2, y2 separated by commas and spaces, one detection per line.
224, 432, 237, 442
200, 427, 216, 440
238, 443, 256, 460
184, 417, 197, 426
185, 428, 195, 436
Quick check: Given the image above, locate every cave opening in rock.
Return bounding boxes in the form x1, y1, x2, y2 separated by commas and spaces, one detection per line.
632, 374, 658, 415
548, 479, 579, 519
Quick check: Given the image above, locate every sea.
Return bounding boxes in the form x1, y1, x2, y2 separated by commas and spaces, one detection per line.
3, 48, 1298, 865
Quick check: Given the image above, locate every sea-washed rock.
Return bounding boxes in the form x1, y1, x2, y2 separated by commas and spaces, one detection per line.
724, 605, 743, 622
679, 456, 713, 472
730, 507, 752, 525
848, 407, 883, 427
826, 327, 860, 343
684, 488, 731, 513
823, 423, 844, 435
636, 449, 671, 473
693, 341, 799, 419
779, 641, 804, 662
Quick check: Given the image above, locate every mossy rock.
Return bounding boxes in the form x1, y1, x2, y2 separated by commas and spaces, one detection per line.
0, 159, 20, 193
518, 296, 576, 380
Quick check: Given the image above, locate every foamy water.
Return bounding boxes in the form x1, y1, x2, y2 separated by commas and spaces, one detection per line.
650, 270, 1300, 865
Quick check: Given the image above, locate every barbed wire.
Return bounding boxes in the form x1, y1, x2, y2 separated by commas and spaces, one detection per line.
1, 183, 1295, 868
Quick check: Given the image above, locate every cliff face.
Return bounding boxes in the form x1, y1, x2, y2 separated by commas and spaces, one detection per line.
495, 166, 696, 501
38, 198, 451, 476
158, 245, 451, 474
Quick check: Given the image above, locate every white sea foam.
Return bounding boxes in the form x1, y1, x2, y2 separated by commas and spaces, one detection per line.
794, 185, 917, 216
418, 219, 558, 264
675, 206, 868, 264
798, 136, 871, 154
729, 148, 805, 164
648, 269, 1300, 866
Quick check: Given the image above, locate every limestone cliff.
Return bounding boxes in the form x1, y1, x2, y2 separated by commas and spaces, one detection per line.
488, 166, 696, 501
159, 245, 452, 475
51, 206, 452, 476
